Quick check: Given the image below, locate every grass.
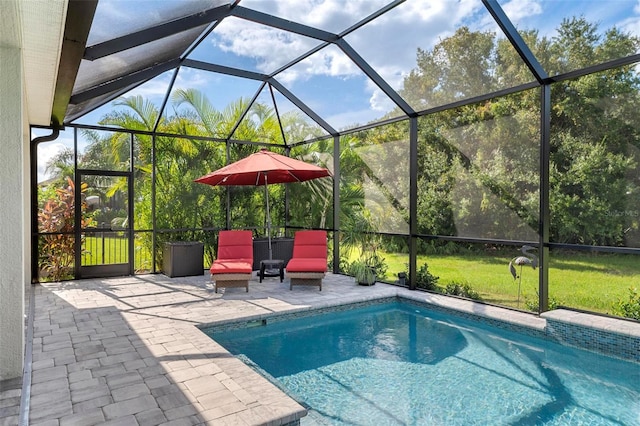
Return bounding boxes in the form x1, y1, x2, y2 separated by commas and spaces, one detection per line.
82, 236, 129, 265
377, 251, 640, 315
82, 236, 153, 272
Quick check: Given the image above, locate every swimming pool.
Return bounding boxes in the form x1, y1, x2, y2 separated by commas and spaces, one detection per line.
204, 301, 640, 425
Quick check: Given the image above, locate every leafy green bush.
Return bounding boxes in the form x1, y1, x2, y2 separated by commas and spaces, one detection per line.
366, 252, 388, 278
414, 262, 439, 291
612, 287, 640, 320
524, 293, 563, 312
444, 281, 481, 300
337, 256, 350, 273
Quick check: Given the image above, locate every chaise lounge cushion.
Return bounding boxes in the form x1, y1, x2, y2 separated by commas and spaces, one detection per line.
210, 259, 252, 274
285, 230, 328, 273
210, 230, 254, 292
215, 230, 253, 260
286, 258, 327, 272
286, 230, 327, 290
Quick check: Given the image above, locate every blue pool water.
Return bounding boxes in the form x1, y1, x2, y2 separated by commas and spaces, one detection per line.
205, 302, 640, 425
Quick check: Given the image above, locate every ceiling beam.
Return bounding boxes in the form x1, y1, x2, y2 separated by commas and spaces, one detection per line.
339, 0, 405, 38
269, 79, 337, 136
182, 59, 268, 81
231, 6, 338, 43
51, 0, 98, 127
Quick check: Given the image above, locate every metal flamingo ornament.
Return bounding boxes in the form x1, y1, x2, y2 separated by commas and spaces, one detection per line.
508, 245, 538, 307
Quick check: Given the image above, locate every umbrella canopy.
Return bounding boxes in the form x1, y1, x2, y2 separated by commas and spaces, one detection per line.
194, 149, 332, 260
194, 148, 331, 186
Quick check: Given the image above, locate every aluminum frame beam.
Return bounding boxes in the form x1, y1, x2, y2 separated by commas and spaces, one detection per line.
483, 0, 548, 83
231, 6, 338, 43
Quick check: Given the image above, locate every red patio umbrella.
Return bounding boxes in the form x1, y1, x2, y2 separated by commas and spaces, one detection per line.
194, 149, 332, 259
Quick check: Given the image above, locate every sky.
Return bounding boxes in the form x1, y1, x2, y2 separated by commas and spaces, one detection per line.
36, 0, 640, 182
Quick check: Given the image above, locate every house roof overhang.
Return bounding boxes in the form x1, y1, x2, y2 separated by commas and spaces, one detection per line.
0, 0, 96, 128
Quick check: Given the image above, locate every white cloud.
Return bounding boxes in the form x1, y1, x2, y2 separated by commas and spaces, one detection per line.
212, 17, 321, 74
368, 86, 396, 113
215, 1, 478, 91
343, 0, 483, 105
233, 1, 488, 117
35, 138, 73, 183
126, 72, 177, 99
307, 44, 359, 77
240, 0, 390, 33
272, 43, 361, 87
500, 0, 543, 25
327, 107, 380, 131
173, 68, 210, 90
620, 15, 640, 38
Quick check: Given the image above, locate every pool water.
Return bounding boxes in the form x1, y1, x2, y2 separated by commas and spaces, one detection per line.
206, 302, 640, 425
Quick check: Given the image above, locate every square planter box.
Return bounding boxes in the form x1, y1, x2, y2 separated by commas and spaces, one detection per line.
163, 242, 204, 277
252, 237, 294, 270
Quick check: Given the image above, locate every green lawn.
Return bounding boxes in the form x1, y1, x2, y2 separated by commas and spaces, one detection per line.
82, 236, 128, 264
82, 236, 153, 272
378, 252, 640, 314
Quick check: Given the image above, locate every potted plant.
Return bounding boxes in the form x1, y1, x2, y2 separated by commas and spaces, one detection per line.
349, 258, 377, 286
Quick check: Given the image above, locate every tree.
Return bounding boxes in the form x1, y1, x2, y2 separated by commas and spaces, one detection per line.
399, 17, 640, 247
401, 27, 502, 109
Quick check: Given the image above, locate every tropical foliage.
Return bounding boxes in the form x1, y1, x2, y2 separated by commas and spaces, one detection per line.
38, 177, 94, 280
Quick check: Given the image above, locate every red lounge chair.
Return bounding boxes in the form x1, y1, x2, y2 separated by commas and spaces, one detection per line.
285, 230, 328, 290
210, 230, 253, 293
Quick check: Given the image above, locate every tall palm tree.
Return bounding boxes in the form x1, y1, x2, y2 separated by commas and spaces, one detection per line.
43, 147, 74, 183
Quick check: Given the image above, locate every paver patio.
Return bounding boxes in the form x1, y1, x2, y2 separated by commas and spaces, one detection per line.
1, 271, 637, 425
2, 272, 396, 425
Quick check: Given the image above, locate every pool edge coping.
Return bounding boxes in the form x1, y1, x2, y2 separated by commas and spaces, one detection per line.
198, 287, 640, 363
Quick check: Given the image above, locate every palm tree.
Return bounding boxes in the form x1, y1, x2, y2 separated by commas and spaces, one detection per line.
43, 147, 74, 183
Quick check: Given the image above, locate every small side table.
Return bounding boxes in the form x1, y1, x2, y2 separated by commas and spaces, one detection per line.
259, 259, 284, 283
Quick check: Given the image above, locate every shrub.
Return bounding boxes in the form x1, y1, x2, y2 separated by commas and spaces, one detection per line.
612, 287, 640, 320
366, 252, 388, 278
38, 177, 94, 281
444, 281, 481, 300
337, 256, 350, 273
415, 262, 439, 291
345, 251, 388, 284
524, 293, 563, 312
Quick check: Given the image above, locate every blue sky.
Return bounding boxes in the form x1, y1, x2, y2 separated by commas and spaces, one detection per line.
36, 0, 640, 181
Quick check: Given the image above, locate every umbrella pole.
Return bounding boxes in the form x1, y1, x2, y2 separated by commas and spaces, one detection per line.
265, 173, 273, 260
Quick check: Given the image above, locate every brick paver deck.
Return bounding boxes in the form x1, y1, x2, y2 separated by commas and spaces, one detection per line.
1, 272, 637, 425
4, 272, 396, 425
